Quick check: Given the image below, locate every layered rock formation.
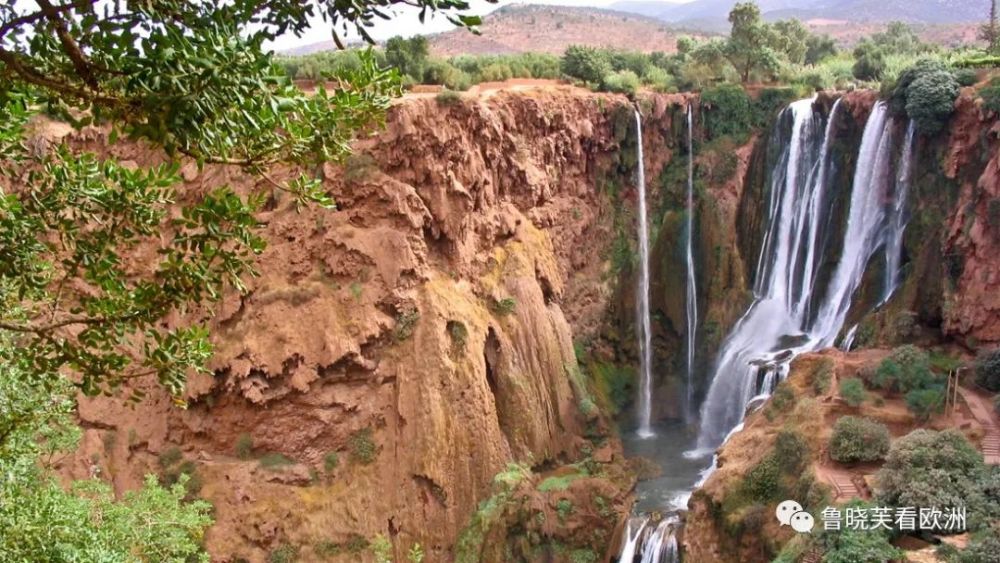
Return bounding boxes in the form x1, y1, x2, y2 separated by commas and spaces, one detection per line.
54, 87, 699, 562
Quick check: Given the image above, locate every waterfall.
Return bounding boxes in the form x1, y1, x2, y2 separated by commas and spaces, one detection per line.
635, 110, 655, 439
695, 97, 833, 449
808, 101, 896, 346
883, 120, 916, 303
696, 98, 909, 450
840, 324, 859, 351
619, 515, 680, 563
684, 105, 698, 423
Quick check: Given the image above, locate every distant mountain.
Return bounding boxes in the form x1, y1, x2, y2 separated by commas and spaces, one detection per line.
284, 4, 714, 56
280, 1, 979, 57
429, 4, 713, 56
610, 0, 986, 27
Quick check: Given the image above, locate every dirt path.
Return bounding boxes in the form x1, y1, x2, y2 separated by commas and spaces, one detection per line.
959, 387, 1000, 465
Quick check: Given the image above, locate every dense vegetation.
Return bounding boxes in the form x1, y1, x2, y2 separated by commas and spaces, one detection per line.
872, 345, 947, 421
0, 1, 487, 560
279, 0, 997, 105
876, 430, 999, 534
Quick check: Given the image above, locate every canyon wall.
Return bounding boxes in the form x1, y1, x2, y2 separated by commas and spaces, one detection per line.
52, 88, 695, 562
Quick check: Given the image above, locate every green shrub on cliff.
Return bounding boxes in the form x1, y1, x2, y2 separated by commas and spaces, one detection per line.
979, 77, 1000, 114
905, 69, 960, 134
955, 68, 978, 87
959, 533, 1000, 563
349, 428, 378, 465
839, 378, 867, 407
700, 83, 755, 140
744, 455, 783, 502
905, 385, 946, 422
235, 433, 254, 460
601, 70, 641, 95
829, 416, 890, 463
887, 59, 960, 134
774, 429, 810, 472
873, 345, 934, 393
811, 358, 834, 395
875, 429, 996, 531
817, 501, 904, 563
974, 348, 1000, 392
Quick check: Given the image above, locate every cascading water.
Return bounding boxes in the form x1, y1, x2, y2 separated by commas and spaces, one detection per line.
883, 120, 917, 303
619, 515, 680, 563
684, 105, 699, 423
635, 110, 655, 439
696, 99, 903, 451
620, 98, 917, 562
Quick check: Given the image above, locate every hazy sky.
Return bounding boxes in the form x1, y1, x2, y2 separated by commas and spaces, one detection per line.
266, 0, 689, 52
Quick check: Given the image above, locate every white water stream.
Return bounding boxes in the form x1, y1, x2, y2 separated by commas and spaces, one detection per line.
635, 110, 655, 439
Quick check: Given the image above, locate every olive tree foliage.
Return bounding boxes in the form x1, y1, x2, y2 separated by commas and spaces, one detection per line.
0, 0, 489, 401
0, 341, 213, 560
876, 429, 999, 533
0, 1, 487, 558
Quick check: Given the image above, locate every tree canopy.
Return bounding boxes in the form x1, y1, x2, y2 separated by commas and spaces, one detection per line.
0, 1, 490, 560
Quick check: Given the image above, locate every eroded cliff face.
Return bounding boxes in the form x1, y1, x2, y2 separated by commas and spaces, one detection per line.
940, 93, 1000, 345
53, 88, 694, 562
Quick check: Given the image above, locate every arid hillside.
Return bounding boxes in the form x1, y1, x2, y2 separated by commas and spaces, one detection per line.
284, 4, 980, 58
429, 4, 711, 56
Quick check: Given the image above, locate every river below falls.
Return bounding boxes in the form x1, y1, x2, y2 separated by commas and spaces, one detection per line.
620, 421, 712, 513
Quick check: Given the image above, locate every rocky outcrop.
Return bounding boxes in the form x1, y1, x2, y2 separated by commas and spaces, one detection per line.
940, 92, 1000, 345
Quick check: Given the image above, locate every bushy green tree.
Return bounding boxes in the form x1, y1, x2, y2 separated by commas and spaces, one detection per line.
974, 348, 1000, 391
676, 36, 697, 55
602, 70, 641, 95
818, 501, 904, 563
805, 34, 838, 65
725, 2, 781, 82
852, 42, 887, 81
561, 45, 612, 84
774, 429, 810, 472
905, 385, 946, 422
700, 83, 755, 139
889, 59, 949, 112
839, 377, 867, 407
906, 69, 960, 134
959, 531, 1000, 562
771, 19, 810, 65
385, 35, 431, 84
0, 345, 213, 560
871, 21, 929, 55
876, 430, 998, 532
873, 345, 934, 393
829, 416, 890, 463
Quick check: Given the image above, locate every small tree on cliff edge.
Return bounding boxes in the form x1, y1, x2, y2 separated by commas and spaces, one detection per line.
981, 0, 1000, 53
0, 1, 490, 558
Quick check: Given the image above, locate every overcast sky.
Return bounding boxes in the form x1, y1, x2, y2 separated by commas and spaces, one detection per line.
266, 0, 689, 52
